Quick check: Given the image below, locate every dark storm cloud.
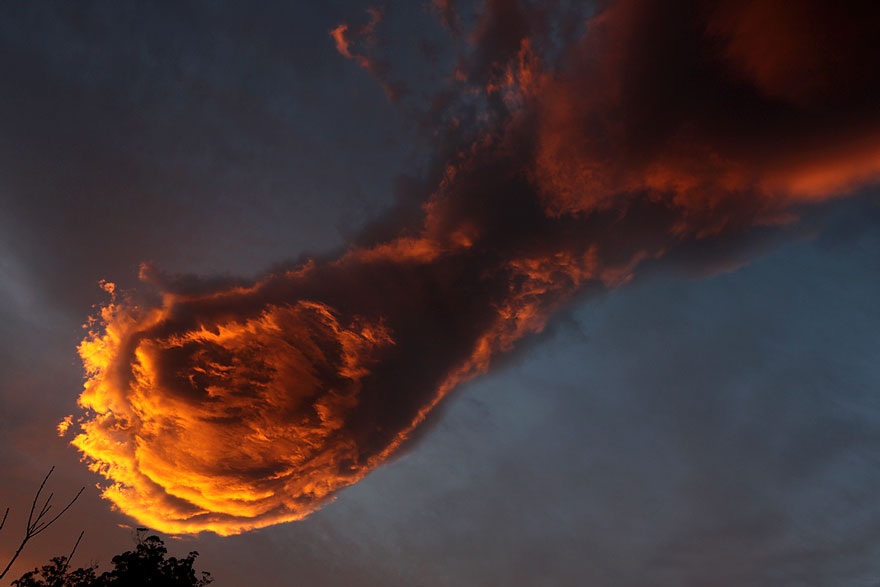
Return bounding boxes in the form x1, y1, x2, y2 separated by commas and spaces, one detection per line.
58, 0, 880, 537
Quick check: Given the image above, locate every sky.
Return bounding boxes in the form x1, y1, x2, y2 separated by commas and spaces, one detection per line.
1, 0, 880, 585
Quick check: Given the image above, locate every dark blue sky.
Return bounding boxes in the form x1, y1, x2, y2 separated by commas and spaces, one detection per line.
2, 1, 880, 585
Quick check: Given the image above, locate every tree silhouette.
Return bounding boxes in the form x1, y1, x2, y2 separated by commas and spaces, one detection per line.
12, 529, 213, 587
11, 557, 98, 587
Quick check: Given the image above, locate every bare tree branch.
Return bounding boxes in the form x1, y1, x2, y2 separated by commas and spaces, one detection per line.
0, 467, 85, 580
63, 530, 85, 573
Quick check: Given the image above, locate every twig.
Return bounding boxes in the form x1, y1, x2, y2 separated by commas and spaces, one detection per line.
0, 467, 85, 580
63, 531, 85, 572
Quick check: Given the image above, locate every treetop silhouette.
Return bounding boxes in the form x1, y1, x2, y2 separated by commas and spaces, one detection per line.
13, 528, 213, 587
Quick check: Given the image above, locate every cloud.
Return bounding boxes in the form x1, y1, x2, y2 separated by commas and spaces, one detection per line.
70, 0, 880, 534
530, 0, 880, 234
430, 0, 459, 33
330, 7, 406, 101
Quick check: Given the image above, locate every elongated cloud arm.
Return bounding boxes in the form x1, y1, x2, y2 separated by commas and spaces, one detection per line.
70, 0, 880, 535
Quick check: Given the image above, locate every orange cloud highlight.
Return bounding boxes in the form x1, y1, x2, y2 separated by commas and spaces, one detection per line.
75, 292, 392, 534
330, 7, 404, 101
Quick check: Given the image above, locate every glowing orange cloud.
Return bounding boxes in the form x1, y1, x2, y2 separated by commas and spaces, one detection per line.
75, 293, 393, 534
69, 0, 880, 535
